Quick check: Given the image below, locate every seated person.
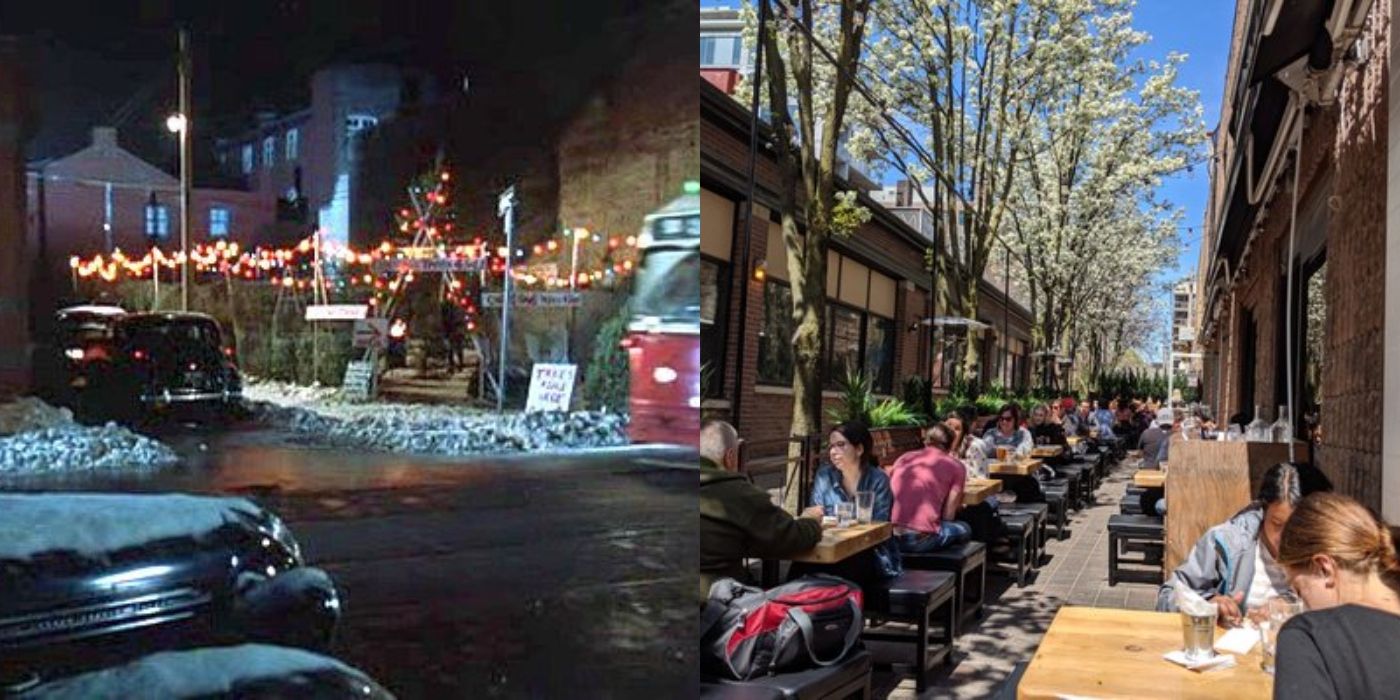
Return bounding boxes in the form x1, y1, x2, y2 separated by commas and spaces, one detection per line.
1138, 409, 1173, 469
794, 422, 902, 606
1274, 492, 1400, 699
1028, 404, 1071, 464
982, 403, 1034, 457
700, 420, 823, 602
944, 406, 989, 480
889, 424, 971, 553
1156, 463, 1330, 625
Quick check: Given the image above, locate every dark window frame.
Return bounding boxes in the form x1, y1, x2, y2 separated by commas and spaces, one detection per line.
700, 254, 730, 399
756, 278, 796, 387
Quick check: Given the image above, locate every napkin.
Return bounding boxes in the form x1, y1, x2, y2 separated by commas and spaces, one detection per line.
1163, 650, 1237, 672
1215, 625, 1259, 655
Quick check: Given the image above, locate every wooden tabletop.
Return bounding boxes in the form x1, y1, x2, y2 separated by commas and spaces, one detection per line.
964, 478, 1003, 505
988, 459, 1042, 476
1066, 436, 1082, 446
1018, 607, 1271, 699
789, 521, 892, 564
1136, 470, 1167, 488
1031, 445, 1065, 458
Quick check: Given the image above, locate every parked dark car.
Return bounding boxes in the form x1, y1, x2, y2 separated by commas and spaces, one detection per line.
87, 312, 243, 423
0, 493, 341, 690
31, 305, 127, 413
10, 644, 393, 699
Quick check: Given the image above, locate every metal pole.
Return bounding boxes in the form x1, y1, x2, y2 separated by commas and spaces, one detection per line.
496, 186, 516, 413
1284, 114, 1303, 461
103, 182, 113, 253
313, 228, 321, 385
177, 28, 192, 312
732, 0, 768, 431
569, 227, 580, 362
1003, 244, 1010, 389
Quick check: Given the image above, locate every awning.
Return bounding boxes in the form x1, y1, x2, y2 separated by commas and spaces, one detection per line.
1249, 0, 1333, 86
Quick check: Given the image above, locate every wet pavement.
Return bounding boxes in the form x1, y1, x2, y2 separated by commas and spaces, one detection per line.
0, 424, 700, 699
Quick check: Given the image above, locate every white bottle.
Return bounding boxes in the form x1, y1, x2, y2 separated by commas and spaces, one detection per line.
1246, 405, 1271, 442
1272, 405, 1292, 444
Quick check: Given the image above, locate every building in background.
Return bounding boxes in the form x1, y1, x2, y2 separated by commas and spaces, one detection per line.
1197, 0, 1391, 514
1171, 274, 1200, 388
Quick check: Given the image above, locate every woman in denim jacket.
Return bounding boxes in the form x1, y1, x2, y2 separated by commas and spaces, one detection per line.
791, 422, 901, 608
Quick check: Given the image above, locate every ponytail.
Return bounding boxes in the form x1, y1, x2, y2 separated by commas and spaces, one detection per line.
1279, 493, 1400, 590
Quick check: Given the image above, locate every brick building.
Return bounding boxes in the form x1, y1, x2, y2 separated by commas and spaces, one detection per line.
26, 126, 275, 310
0, 37, 33, 396
1197, 0, 1395, 515
701, 80, 1032, 448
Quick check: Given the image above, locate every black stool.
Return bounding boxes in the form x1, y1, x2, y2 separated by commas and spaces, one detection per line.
700, 648, 873, 700
1001, 502, 1048, 566
864, 570, 956, 692
994, 513, 1035, 586
1107, 514, 1165, 586
1042, 486, 1070, 539
902, 541, 987, 635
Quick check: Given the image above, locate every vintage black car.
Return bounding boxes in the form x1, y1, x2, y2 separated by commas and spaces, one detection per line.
10, 644, 393, 699
31, 305, 127, 413
87, 312, 243, 423
0, 493, 341, 691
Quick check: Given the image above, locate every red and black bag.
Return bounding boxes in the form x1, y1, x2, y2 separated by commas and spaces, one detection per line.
699, 574, 863, 680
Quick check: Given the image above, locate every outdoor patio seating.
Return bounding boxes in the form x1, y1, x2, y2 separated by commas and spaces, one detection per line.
992, 512, 1036, 586
901, 540, 987, 635
999, 502, 1048, 565
863, 570, 957, 693
699, 648, 873, 700
1106, 514, 1165, 586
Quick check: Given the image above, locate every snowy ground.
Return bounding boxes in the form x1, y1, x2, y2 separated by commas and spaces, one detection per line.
0, 397, 179, 475
243, 379, 630, 456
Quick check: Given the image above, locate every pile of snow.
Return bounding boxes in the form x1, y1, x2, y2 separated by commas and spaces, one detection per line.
0, 398, 179, 475
26, 644, 392, 699
0, 493, 263, 561
241, 377, 345, 409
245, 378, 629, 455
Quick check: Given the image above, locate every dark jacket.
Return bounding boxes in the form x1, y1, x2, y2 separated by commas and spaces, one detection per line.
700, 458, 822, 602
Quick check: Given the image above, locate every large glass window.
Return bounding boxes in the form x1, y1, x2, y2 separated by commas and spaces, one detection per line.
262, 136, 276, 169
700, 257, 729, 398
285, 128, 299, 162
209, 206, 230, 237
633, 248, 699, 323
757, 281, 795, 386
145, 203, 169, 239
864, 316, 895, 394
825, 305, 863, 390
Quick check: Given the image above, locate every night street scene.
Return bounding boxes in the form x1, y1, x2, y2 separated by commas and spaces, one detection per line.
0, 1, 698, 698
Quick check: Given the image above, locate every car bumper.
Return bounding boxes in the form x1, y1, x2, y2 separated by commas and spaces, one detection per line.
140, 390, 243, 406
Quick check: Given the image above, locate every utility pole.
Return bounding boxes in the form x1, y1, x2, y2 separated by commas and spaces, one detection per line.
177, 27, 192, 311
496, 185, 517, 413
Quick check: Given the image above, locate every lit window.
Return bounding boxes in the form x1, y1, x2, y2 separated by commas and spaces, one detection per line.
263, 136, 276, 169
210, 207, 231, 237
241, 145, 253, 174
145, 204, 170, 239
285, 128, 299, 162
346, 114, 378, 135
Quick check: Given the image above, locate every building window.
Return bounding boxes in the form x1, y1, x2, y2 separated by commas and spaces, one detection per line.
209, 207, 231, 237
285, 128, 299, 162
700, 35, 743, 68
241, 144, 253, 174
145, 203, 170, 239
864, 316, 895, 395
700, 37, 717, 66
825, 305, 864, 390
757, 281, 795, 386
700, 257, 729, 399
263, 136, 276, 169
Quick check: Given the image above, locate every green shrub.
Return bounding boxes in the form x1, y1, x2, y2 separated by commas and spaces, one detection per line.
582, 304, 631, 412
827, 368, 875, 427
901, 375, 933, 424
868, 398, 922, 428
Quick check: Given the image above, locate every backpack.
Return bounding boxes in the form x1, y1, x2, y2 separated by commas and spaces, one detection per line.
699, 574, 863, 680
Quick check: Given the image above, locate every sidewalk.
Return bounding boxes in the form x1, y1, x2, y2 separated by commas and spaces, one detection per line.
875, 457, 1160, 699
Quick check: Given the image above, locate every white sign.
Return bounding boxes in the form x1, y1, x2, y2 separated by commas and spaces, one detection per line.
341, 360, 376, 400
482, 291, 583, 308
525, 363, 577, 413
352, 318, 390, 350
372, 258, 486, 274
305, 304, 369, 321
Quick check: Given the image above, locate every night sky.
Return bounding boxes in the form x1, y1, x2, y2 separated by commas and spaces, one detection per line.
0, 0, 685, 169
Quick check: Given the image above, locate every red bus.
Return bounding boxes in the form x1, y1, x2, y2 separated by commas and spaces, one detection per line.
624, 186, 700, 445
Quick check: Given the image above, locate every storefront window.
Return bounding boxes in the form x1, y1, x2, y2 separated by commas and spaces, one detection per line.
865, 316, 894, 394
757, 281, 795, 386
700, 258, 728, 398
825, 305, 863, 390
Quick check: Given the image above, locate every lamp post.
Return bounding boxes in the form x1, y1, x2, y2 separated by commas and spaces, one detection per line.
171, 28, 192, 311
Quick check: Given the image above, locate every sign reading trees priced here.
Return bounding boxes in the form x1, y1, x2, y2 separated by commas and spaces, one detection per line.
524, 363, 577, 413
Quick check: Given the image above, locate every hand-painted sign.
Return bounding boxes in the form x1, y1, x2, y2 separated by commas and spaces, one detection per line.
525, 363, 576, 413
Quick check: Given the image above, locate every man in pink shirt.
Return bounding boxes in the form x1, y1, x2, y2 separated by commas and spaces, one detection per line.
888, 423, 972, 553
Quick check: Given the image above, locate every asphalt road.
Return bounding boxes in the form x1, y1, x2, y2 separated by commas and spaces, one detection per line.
1, 427, 700, 699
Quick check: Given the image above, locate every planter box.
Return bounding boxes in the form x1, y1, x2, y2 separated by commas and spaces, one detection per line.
1163, 437, 1312, 575
871, 426, 923, 468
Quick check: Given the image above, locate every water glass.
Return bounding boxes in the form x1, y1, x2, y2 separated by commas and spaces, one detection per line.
854, 491, 875, 524
1260, 594, 1305, 674
1180, 611, 1216, 662
835, 501, 856, 528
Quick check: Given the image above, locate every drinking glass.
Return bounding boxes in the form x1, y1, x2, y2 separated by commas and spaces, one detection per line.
835, 501, 856, 528
1260, 593, 1305, 674
1180, 611, 1216, 662
854, 491, 874, 524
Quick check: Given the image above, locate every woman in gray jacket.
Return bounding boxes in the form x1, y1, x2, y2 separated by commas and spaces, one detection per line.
1155, 463, 1328, 625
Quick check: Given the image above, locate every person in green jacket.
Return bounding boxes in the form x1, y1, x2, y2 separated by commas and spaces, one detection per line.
700, 420, 824, 603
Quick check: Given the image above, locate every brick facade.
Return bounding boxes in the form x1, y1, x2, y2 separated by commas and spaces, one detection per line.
1202, 1, 1388, 511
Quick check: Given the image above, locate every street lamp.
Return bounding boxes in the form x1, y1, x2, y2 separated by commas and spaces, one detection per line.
167, 110, 190, 311
165, 113, 186, 134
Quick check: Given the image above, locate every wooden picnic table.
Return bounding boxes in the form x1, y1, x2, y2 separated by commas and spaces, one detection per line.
1135, 469, 1167, 489
988, 459, 1042, 476
789, 521, 892, 564
1018, 606, 1271, 699
1031, 445, 1064, 458
963, 478, 1002, 505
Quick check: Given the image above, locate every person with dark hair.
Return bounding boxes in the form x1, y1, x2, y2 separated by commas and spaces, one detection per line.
889, 422, 971, 553
1156, 463, 1329, 624
1029, 403, 1070, 451
1273, 493, 1400, 699
801, 422, 901, 595
944, 407, 988, 478
983, 403, 1033, 457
